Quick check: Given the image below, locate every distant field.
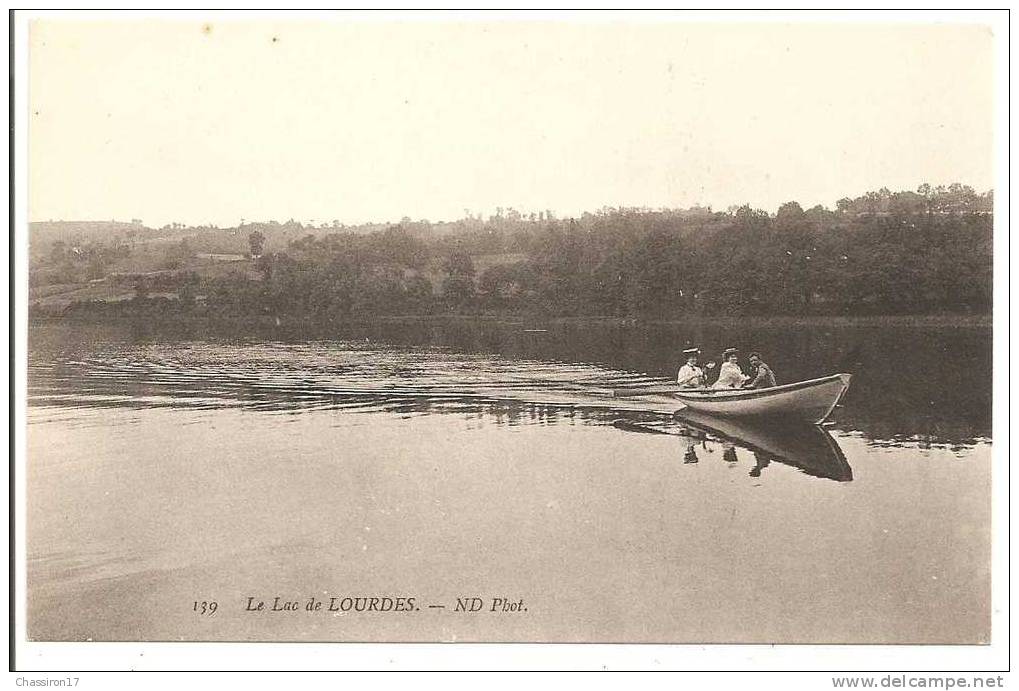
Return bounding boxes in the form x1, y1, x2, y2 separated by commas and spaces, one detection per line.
29, 255, 260, 308
30, 248, 526, 307
30, 282, 145, 308
196, 253, 247, 262
473, 253, 528, 272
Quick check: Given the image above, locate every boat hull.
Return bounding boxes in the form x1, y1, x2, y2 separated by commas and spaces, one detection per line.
671, 373, 852, 424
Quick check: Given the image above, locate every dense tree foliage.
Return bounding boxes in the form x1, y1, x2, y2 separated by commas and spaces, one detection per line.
32, 184, 993, 321
247, 230, 266, 258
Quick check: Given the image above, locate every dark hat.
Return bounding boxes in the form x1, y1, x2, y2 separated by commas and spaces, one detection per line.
748, 351, 762, 359
723, 347, 739, 357
682, 347, 700, 356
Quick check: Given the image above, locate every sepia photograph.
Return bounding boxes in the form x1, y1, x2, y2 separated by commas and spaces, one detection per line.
11, 9, 1008, 673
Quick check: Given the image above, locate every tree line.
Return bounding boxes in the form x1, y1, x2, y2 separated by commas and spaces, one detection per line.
40, 183, 992, 322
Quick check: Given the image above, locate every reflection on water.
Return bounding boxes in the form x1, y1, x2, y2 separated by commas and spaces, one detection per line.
676, 412, 853, 482
613, 414, 853, 482
28, 318, 992, 446
24, 323, 993, 644
30, 338, 860, 482
25, 322, 984, 489
28, 344, 664, 423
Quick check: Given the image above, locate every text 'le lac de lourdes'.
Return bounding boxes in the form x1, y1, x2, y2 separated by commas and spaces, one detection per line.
244, 595, 528, 614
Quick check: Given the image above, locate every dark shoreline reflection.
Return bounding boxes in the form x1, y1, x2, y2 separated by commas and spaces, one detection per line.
28, 319, 993, 451
28, 320, 991, 445
29, 344, 853, 483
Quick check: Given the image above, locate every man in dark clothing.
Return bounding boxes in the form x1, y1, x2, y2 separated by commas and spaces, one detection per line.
745, 352, 777, 389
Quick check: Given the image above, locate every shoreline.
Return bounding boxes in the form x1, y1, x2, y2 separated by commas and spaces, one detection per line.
368, 313, 994, 329
28, 311, 993, 330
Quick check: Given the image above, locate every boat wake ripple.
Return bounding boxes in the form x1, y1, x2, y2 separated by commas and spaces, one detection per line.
28, 341, 671, 421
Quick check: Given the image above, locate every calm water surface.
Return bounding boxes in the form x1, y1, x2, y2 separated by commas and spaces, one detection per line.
26, 320, 992, 643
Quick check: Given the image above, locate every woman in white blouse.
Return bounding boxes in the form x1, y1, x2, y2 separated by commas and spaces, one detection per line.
676, 347, 707, 388
713, 348, 749, 389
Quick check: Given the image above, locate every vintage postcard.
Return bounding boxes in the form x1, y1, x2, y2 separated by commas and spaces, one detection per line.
12, 9, 1009, 673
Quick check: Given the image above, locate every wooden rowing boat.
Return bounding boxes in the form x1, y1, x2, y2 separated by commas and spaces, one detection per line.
670, 373, 852, 424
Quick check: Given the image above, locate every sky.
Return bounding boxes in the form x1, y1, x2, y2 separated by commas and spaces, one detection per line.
29, 18, 995, 228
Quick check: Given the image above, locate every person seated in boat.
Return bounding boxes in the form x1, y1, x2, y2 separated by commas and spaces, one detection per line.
744, 352, 777, 389
676, 347, 707, 388
712, 347, 749, 389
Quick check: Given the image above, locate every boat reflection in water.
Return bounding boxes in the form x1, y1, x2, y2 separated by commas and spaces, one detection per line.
615, 412, 852, 482
676, 411, 853, 482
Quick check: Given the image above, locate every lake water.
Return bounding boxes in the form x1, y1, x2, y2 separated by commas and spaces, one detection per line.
25, 319, 992, 643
